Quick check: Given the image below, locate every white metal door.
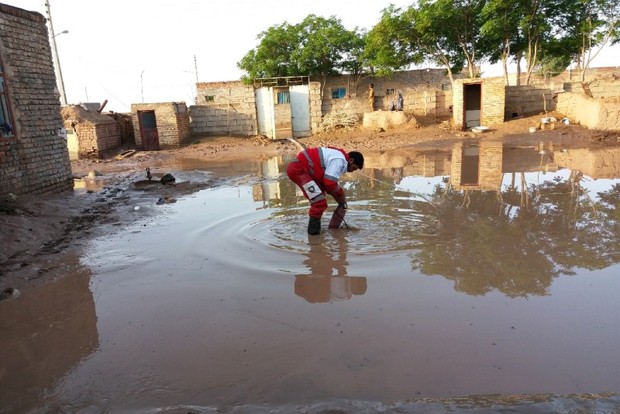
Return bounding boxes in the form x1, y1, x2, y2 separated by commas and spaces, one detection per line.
255, 87, 275, 139
290, 85, 310, 137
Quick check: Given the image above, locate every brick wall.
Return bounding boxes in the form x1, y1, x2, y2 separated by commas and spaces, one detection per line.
308, 81, 322, 134
0, 3, 73, 195
131, 102, 191, 149
192, 81, 258, 136
192, 81, 322, 137
560, 79, 620, 98
505, 85, 556, 118
321, 70, 454, 118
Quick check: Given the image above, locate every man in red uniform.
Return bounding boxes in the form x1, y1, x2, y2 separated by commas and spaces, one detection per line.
287, 146, 364, 235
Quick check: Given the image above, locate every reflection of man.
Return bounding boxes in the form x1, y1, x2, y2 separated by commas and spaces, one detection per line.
294, 235, 367, 303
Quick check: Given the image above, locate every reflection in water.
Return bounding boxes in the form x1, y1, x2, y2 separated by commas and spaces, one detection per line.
5, 135, 620, 413
0, 255, 97, 413
350, 139, 620, 298
295, 235, 367, 303
250, 138, 620, 299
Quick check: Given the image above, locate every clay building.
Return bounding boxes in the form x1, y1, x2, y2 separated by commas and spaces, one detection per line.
452, 78, 506, 130
0, 3, 73, 196
61, 104, 121, 159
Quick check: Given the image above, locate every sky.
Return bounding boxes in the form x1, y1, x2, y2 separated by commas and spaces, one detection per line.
5, 0, 620, 113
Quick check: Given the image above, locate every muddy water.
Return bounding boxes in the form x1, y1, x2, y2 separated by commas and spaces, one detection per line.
2, 138, 620, 413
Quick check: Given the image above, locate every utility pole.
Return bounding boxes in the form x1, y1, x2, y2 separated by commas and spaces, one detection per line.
45, 0, 67, 105
194, 54, 199, 84
141, 70, 145, 103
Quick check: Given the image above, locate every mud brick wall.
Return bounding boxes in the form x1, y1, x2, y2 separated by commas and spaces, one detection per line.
322, 69, 454, 118
505, 85, 556, 119
192, 81, 258, 136
556, 93, 620, 131
0, 3, 73, 195
131, 102, 191, 148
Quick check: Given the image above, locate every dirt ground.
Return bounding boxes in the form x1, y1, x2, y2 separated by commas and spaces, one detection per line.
0, 112, 609, 297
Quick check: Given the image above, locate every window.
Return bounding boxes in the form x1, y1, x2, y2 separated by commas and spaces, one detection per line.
205, 95, 215, 102
276, 91, 290, 104
0, 60, 15, 138
441, 83, 452, 91
331, 88, 346, 99
386, 88, 395, 96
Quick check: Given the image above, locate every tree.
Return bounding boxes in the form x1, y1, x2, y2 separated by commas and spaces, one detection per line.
480, 0, 526, 84
364, 0, 486, 83
237, 22, 301, 80
237, 15, 362, 86
570, 0, 620, 81
363, 5, 423, 76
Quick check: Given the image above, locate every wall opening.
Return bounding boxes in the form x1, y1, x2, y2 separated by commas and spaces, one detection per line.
463, 83, 482, 129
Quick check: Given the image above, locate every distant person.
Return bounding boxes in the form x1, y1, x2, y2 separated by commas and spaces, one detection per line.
368, 83, 375, 111
391, 92, 404, 111
286, 146, 364, 235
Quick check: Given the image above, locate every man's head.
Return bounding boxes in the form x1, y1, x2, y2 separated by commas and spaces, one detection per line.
347, 151, 364, 172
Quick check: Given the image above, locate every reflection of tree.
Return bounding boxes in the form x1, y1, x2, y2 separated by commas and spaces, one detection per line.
278, 163, 618, 298
412, 175, 620, 297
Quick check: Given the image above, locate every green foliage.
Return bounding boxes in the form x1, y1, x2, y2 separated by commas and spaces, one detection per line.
363, 5, 423, 76
237, 15, 363, 81
535, 39, 574, 79
238, 0, 620, 84
237, 22, 302, 79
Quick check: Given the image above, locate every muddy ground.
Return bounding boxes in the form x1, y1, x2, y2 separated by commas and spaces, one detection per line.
0, 112, 612, 297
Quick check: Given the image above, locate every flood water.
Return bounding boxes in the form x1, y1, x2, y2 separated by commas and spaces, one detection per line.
2, 136, 620, 413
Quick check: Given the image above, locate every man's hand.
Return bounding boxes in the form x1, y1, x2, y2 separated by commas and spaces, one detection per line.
338, 202, 348, 210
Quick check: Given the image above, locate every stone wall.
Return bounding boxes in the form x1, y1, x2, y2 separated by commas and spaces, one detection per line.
131, 102, 191, 149
192, 81, 257, 136
0, 3, 73, 195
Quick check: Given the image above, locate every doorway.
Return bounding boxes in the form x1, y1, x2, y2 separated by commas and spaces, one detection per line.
463, 83, 482, 129
138, 110, 160, 150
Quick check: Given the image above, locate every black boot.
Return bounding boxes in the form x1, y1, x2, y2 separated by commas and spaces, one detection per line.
308, 216, 321, 235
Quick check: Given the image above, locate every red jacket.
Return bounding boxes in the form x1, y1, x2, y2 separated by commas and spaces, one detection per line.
296, 147, 348, 194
